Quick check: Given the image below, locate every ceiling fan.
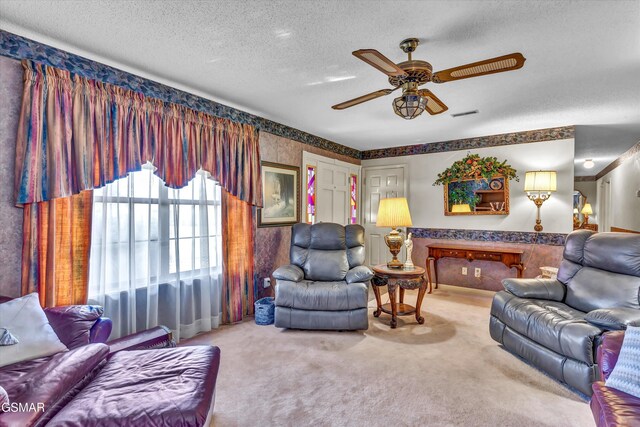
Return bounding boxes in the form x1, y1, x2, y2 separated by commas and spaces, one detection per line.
332, 38, 526, 120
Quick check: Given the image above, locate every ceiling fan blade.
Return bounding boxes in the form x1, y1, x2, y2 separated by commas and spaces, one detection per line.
332, 88, 396, 110
417, 89, 448, 115
352, 49, 407, 77
432, 53, 526, 83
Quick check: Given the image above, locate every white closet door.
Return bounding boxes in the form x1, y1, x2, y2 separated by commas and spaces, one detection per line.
362, 165, 407, 266
317, 161, 349, 224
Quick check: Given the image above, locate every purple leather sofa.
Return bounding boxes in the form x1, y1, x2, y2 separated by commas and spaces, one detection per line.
591, 331, 640, 426
0, 296, 112, 348
0, 298, 221, 427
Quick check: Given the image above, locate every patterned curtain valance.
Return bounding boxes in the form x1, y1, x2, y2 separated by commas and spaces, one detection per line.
14, 60, 262, 206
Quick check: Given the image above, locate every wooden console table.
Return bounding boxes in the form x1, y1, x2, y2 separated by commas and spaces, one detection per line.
425, 243, 524, 291
371, 265, 428, 329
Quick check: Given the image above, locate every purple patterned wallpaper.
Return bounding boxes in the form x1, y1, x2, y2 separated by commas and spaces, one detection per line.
0, 56, 24, 297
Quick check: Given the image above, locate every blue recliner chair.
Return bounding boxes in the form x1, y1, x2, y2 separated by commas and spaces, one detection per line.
272, 222, 373, 330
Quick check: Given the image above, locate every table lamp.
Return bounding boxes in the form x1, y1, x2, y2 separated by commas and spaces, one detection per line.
524, 170, 557, 232
376, 197, 413, 268
581, 203, 593, 225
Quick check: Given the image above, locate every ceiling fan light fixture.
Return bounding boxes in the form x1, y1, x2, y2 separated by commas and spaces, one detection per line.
393, 93, 426, 120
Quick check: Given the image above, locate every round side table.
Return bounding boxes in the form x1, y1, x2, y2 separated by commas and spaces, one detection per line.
371, 264, 428, 329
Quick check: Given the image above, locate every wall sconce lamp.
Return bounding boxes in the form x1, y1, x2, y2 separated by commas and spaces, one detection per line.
581, 203, 593, 225
376, 197, 413, 268
524, 170, 557, 232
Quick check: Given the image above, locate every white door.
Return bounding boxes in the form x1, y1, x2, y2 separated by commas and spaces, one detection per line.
600, 180, 612, 232
362, 165, 408, 266
316, 161, 349, 224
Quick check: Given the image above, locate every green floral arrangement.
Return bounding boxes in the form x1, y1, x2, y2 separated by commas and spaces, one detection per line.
448, 187, 481, 208
433, 153, 519, 186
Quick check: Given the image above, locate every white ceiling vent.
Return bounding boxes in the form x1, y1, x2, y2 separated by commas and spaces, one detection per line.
451, 110, 479, 118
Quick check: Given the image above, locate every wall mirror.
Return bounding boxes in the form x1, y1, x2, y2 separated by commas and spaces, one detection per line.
444, 176, 510, 216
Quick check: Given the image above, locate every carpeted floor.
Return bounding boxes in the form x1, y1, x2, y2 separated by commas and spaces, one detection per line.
183, 285, 594, 427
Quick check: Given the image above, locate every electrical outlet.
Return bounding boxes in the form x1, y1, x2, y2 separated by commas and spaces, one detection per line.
461, 267, 468, 275
263, 278, 271, 288
474, 268, 481, 278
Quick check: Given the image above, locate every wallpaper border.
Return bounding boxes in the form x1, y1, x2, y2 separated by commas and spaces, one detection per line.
0, 29, 361, 159
408, 228, 568, 246
362, 126, 575, 159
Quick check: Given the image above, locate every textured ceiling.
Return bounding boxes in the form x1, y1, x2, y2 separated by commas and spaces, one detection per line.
0, 0, 639, 175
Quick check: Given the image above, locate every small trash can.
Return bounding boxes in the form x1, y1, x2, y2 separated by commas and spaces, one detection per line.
254, 297, 275, 325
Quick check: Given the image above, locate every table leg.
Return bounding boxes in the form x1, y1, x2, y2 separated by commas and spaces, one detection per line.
388, 283, 398, 329
425, 258, 434, 294
434, 259, 439, 290
399, 287, 405, 303
371, 278, 383, 317
515, 264, 524, 278
415, 278, 427, 325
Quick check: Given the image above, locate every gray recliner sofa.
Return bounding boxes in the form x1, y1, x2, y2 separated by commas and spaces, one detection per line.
273, 222, 373, 330
490, 230, 640, 396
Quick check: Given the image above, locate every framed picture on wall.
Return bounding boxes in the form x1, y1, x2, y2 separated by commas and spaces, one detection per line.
258, 161, 300, 227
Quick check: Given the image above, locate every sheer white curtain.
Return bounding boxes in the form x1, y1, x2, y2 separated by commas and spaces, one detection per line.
88, 164, 222, 342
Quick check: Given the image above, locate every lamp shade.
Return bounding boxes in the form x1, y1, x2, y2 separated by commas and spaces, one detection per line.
524, 171, 557, 192
581, 203, 593, 215
376, 197, 413, 227
573, 208, 579, 214
451, 204, 471, 213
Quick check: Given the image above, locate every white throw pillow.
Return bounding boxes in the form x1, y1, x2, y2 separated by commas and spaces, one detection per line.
0, 293, 68, 367
605, 326, 640, 398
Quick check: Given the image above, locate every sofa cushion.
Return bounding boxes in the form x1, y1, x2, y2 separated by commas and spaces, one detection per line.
591, 381, 640, 427
276, 280, 368, 311
44, 305, 104, 349
491, 291, 602, 364
0, 343, 109, 427
584, 232, 640, 277
345, 225, 366, 268
565, 267, 640, 313
310, 222, 346, 250
47, 346, 221, 427
605, 326, 640, 399
0, 293, 68, 367
304, 249, 349, 281
562, 229, 592, 264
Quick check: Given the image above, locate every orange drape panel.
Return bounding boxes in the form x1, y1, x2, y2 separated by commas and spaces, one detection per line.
21, 191, 93, 307
221, 190, 256, 323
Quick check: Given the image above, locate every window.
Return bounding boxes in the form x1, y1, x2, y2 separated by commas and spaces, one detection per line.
350, 174, 357, 224
89, 165, 221, 293
306, 165, 316, 224
88, 164, 222, 340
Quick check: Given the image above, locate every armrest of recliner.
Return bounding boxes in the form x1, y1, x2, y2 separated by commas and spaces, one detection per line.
273, 265, 304, 282
345, 266, 374, 284
502, 277, 565, 301
585, 308, 640, 331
